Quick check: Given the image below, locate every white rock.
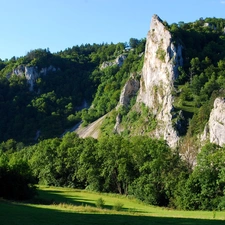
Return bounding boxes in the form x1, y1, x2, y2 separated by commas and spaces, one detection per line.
114, 76, 140, 133
11, 65, 58, 91
208, 97, 225, 146
137, 14, 183, 148
117, 78, 140, 108
24, 66, 39, 91
100, 54, 127, 69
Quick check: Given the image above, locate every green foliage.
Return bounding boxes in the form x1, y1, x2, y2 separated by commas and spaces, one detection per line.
113, 202, 124, 211
0, 154, 36, 200
170, 17, 225, 136
82, 51, 144, 125
128, 137, 187, 206
95, 197, 105, 208
0, 37, 146, 141
119, 103, 157, 136
156, 46, 166, 62
129, 38, 139, 48
175, 143, 225, 210
5, 133, 188, 208
4, 132, 225, 210
0, 42, 132, 142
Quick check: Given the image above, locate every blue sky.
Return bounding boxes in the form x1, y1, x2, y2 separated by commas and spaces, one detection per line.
0, 0, 225, 60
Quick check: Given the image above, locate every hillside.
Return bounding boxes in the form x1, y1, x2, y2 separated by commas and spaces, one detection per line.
1, 15, 225, 210
0, 14, 225, 153
0, 14, 225, 150
75, 15, 225, 152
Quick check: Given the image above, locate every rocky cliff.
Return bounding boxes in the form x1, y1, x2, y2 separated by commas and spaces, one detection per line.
201, 97, 225, 147
117, 75, 140, 108
10, 65, 57, 91
137, 14, 183, 147
75, 15, 183, 147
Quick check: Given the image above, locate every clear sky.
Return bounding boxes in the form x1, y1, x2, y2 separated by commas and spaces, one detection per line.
0, 0, 225, 60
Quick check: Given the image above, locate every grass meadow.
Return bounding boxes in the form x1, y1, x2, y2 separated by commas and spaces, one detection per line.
0, 186, 225, 225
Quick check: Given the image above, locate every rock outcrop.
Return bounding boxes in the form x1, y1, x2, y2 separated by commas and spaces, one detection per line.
75, 14, 183, 146
117, 76, 140, 108
100, 54, 127, 69
114, 75, 140, 133
201, 97, 225, 147
10, 65, 58, 91
137, 14, 183, 148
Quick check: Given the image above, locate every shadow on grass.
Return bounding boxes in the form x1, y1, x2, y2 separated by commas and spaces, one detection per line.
32, 189, 108, 209
32, 189, 139, 212
0, 200, 224, 225
32, 189, 95, 205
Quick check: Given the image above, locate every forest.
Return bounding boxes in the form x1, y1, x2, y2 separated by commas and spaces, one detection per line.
0, 17, 225, 211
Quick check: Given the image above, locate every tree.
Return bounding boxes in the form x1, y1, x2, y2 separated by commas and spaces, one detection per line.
0, 154, 36, 200
77, 137, 99, 191
96, 135, 136, 194
30, 138, 60, 186
175, 143, 225, 210
129, 38, 140, 48
129, 137, 186, 206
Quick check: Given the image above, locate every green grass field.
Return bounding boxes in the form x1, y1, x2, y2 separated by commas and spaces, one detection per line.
0, 186, 225, 225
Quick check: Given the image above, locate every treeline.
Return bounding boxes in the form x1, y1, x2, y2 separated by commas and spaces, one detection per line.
1, 133, 225, 210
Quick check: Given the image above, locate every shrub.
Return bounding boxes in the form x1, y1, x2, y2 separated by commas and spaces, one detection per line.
113, 202, 124, 211
95, 197, 105, 208
156, 47, 166, 62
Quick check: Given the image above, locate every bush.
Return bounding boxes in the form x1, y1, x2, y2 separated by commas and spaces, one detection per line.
95, 197, 105, 208
113, 202, 124, 211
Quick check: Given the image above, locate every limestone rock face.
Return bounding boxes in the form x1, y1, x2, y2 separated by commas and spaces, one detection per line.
117, 77, 140, 108
208, 98, 225, 146
100, 54, 127, 69
24, 67, 40, 91
12, 65, 25, 76
114, 76, 140, 133
11, 65, 58, 91
137, 14, 183, 147
75, 15, 183, 146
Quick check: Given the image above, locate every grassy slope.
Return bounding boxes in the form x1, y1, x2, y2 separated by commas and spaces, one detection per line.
0, 186, 225, 225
